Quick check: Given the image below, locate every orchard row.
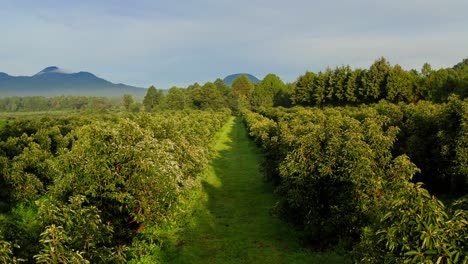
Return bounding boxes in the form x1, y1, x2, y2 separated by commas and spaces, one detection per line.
0, 110, 230, 263
242, 98, 468, 263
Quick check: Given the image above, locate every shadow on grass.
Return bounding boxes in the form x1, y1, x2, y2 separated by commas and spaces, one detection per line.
163, 117, 350, 264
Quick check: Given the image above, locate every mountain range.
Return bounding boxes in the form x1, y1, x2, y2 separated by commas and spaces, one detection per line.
223, 73, 260, 86
0, 67, 147, 97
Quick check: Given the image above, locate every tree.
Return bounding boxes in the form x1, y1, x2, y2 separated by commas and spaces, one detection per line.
333, 65, 351, 104
421, 62, 432, 78
231, 75, 254, 100
251, 74, 286, 108
426, 69, 457, 102
291, 71, 316, 106
122, 94, 134, 111
143, 86, 163, 111
163, 87, 187, 110
324, 67, 335, 103
213, 78, 231, 96
231, 75, 255, 109
191, 82, 227, 110
386, 64, 414, 103
345, 68, 359, 103
366, 57, 391, 101
313, 72, 327, 106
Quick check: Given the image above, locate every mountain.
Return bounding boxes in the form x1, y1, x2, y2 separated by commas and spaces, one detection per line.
0, 66, 147, 97
223, 73, 260, 86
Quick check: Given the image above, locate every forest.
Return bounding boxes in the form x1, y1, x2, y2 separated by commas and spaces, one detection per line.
0, 57, 467, 263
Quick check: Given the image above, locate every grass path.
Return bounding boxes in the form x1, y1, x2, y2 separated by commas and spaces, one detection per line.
163, 117, 348, 264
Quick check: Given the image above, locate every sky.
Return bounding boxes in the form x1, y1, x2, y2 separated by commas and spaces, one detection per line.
1, 0, 467, 89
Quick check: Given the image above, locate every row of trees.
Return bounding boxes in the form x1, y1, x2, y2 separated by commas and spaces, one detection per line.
0, 110, 230, 262
0, 96, 125, 112
291, 58, 468, 106
242, 100, 468, 263
1, 57, 466, 114
140, 57, 468, 113
140, 74, 291, 113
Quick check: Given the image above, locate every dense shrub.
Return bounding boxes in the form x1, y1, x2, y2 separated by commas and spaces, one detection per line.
243, 104, 468, 262
0, 110, 230, 262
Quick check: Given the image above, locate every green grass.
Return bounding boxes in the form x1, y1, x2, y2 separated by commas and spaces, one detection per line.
162, 117, 349, 264
0, 119, 6, 128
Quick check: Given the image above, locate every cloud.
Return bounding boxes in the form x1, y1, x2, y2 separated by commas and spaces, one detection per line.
0, 0, 467, 88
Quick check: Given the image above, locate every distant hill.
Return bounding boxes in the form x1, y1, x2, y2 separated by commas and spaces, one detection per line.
0, 66, 147, 97
223, 73, 260, 86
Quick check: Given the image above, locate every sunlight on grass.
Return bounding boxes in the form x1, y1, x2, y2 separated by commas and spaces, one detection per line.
162, 117, 350, 264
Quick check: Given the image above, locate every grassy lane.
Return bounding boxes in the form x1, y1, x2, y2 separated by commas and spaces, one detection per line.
163, 117, 348, 264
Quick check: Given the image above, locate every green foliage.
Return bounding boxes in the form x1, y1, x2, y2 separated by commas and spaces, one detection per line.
287, 57, 468, 107
163, 87, 188, 110
143, 85, 163, 111
35, 195, 117, 263
386, 64, 415, 103
190, 82, 227, 110
0, 240, 22, 264
231, 75, 255, 110
122, 94, 134, 111
231, 75, 255, 98
366, 57, 391, 101
291, 71, 316, 106
251, 74, 287, 108
0, 110, 230, 262
246, 107, 404, 245
242, 103, 468, 262
355, 186, 468, 263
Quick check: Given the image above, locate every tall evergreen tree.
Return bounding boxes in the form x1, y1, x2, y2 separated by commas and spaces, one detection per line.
366, 57, 391, 101
291, 71, 315, 106
313, 72, 327, 106
345, 69, 359, 103
324, 67, 335, 103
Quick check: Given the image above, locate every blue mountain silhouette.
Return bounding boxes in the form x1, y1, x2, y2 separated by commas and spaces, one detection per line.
0, 66, 146, 97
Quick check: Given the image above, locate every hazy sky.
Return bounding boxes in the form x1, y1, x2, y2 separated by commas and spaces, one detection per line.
1, 0, 467, 88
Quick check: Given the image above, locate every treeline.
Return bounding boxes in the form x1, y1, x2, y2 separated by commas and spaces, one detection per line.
0, 110, 230, 263
2, 57, 467, 114
242, 99, 468, 263
291, 57, 468, 106
0, 96, 125, 112
147, 57, 468, 112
